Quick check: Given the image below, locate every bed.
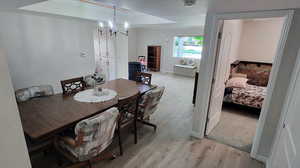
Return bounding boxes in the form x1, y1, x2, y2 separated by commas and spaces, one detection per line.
223, 61, 272, 109
224, 84, 267, 109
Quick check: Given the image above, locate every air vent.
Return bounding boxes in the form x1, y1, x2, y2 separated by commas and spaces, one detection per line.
183, 0, 197, 6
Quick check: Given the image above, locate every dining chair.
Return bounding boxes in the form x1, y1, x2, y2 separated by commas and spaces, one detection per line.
138, 86, 165, 131
60, 77, 86, 95
15, 85, 54, 102
136, 72, 152, 85
117, 93, 140, 147
25, 136, 53, 157
15, 85, 55, 158
54, 107, 120, 168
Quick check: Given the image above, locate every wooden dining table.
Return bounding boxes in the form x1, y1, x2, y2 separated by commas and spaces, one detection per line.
18, 78, 154, 141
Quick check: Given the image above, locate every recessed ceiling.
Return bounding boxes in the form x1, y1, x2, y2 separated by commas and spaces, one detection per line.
20, 0, 175, 26
19, 0, 208, 27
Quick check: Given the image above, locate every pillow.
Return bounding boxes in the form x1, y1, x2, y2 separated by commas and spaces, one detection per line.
231, 73, 247, 79
226, 77, 248, 88
180, 59, 187, 65
187, 59, 195, 66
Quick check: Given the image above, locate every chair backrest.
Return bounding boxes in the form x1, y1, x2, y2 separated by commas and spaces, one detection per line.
139, 86, 165, 118
118, 93, 139, 126
136, 72, 152, 85
15, 85, 54, 102
61, 77, 86, 95
74, 107, 119, 161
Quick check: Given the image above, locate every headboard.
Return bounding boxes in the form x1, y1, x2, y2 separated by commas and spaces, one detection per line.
230, 61, 272, 87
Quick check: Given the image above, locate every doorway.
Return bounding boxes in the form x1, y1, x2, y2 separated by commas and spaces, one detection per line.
205, 17, 286, 153
192, 10, 294, 162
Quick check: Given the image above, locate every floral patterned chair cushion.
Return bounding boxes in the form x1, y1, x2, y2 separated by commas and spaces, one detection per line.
139, 86, 165, 119
15, 85, 54, 102
58, 107, 119, 162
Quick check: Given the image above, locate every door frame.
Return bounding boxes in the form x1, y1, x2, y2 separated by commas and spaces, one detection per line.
192, 9, 294, 162
268, 48, 300, 167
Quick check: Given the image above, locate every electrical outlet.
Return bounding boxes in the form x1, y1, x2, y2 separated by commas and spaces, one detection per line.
80, 52, 87, 58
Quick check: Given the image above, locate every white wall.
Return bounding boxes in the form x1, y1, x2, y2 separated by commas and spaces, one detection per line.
223, 20, 243, 64
134, 27, 204, 73
222, 18, 284, 65
0, 48, 32, 168
0, 11, 97, 93
128, 28, 138, 62
238, 18, 285, 63
222, 20, 243, 79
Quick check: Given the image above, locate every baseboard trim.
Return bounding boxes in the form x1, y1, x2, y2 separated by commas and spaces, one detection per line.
266, 157, 271, 168
191, 131, 202, 139
160, 70, 174, 74
252, 153, 267, 164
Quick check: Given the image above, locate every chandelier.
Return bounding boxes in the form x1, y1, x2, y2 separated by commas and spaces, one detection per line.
98, 5, 129, 36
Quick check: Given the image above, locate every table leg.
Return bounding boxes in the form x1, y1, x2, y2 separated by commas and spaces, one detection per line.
134, 99, 138, 144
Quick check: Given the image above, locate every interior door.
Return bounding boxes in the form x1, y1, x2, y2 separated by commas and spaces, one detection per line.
270, 53, 300, 168
205, 21, 231, 135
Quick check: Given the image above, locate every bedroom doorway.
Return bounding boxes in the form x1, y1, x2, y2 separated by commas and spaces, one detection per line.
205, 17, 286, 153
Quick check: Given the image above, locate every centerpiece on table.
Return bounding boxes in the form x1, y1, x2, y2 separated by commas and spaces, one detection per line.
92, 74, 105, 97
75, 66, 117, 102
84, 67, 108, 97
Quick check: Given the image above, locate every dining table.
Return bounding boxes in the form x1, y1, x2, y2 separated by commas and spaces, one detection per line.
18, 78, 155, 141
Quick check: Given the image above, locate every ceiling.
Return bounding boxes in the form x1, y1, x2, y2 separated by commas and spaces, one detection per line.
119, 0, 207, 27
19, 0, 207, 27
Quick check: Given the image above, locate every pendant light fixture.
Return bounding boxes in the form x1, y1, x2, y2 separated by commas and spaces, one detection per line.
96, 0, 129, 36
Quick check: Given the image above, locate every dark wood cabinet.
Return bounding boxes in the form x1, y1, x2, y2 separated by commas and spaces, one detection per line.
147, 46, 161, 72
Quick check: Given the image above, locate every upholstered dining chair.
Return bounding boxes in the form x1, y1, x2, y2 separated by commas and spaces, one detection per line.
138, 86, 165, 131
15, 85, 55, 158
54, 107, 120, 168
60, 77, 86, 95
136, 72, 152, 85
15, 85, 54, 102
117, 93, 140, 146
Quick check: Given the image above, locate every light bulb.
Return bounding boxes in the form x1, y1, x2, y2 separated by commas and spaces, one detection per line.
98, 22, 104, 28
124, 21, 129, 30
108, 20, 113, 29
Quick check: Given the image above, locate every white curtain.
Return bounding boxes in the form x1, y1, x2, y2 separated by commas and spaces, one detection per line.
94, 28, 117, 81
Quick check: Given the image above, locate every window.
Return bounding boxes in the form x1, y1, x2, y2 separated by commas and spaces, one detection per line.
173, 36, 204, 59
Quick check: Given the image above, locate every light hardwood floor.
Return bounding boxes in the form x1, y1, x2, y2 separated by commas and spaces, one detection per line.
31, 72, 264, 168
